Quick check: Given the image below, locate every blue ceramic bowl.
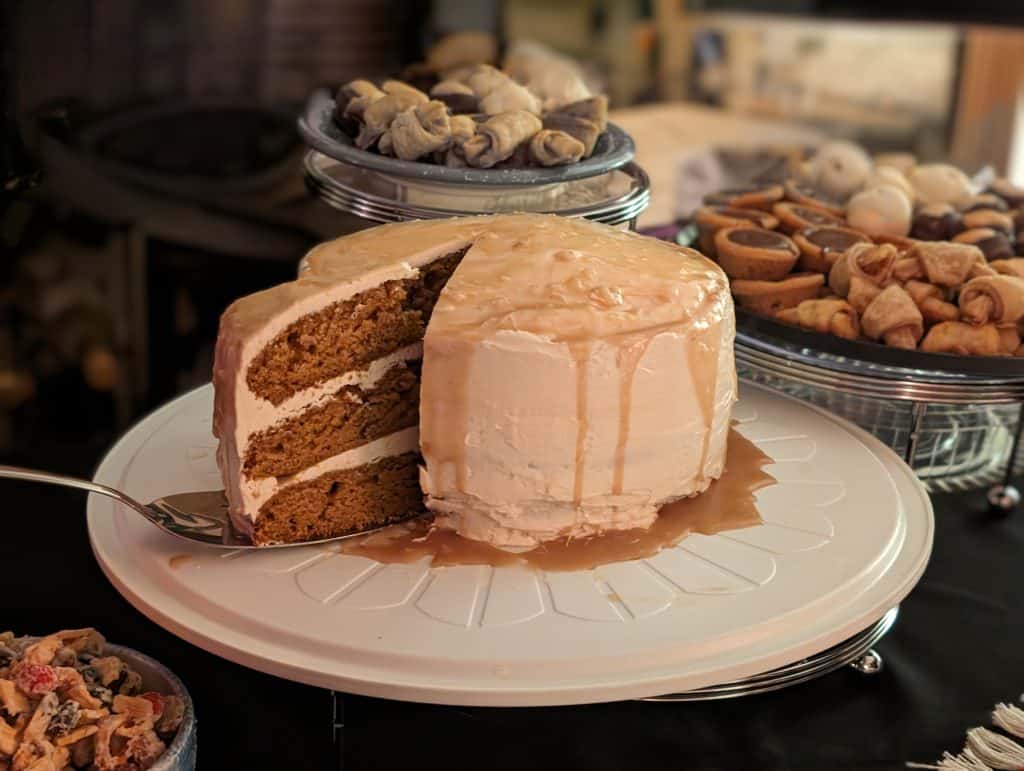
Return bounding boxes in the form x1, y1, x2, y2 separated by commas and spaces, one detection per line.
105, 644, 197, 770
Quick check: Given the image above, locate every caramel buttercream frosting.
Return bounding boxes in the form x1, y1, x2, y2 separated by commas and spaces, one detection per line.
419, 216, 735, 547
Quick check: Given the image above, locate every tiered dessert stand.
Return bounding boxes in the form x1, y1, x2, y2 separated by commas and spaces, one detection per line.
734, 309, 1024, 507
669, 222, 1024, 504
297, 90, 650, 230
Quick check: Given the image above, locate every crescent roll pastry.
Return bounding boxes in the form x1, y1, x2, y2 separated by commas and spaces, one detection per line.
891, 241, 985, 287
990, 258, 1024, 279
846, 274, 883, 314
903, 280, 960, 324
828, 242, 899, 298
861, 284, 924, 349
529, 129, 585, 166
998, 325, 1022, 354
958, 274, 1024, 325
389, 101, 452, 161
356, 88, 429, 149
337, 79, 384, 124
464, 64, 511, 96
430, 80, 479, 114
462, 64, 539, 118
920, 321, 1002, 356
479, 80, 541, 115
776, 298, 860, 340
541, 112, 601, 158
381, 80, 429, 102
449, 114, 477, 147
462, 110, 542, 168
549, 95, 609, 132
969, 259, 998, 279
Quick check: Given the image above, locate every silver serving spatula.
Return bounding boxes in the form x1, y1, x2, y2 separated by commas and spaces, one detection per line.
0, 465, 398, 548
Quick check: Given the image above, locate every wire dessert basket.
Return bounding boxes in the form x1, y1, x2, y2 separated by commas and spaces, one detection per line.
735, 310, 1024, 497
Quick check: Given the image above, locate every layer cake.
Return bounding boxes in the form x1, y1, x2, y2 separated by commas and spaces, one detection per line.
213, 214, 735, 546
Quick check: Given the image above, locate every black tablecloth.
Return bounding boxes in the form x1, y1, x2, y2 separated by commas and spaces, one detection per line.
6, 467, 1022, 770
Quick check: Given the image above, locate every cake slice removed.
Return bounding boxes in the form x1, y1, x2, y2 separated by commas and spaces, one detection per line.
213, 218, 486, 544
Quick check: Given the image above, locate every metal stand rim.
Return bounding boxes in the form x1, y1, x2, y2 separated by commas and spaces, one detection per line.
304, 151, 652, 225
641, 607, 899, 702
736, 344, 1024, 403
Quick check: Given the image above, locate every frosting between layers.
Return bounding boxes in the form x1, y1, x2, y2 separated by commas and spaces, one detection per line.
243, 426, 418, 515
240, 343, 422, 438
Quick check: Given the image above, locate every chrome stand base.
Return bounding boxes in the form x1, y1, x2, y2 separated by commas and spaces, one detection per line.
987, 484, 1021, 513
642, 607, 898, 702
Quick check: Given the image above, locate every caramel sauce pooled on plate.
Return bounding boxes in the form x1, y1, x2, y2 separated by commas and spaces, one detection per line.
344, 428, 775, 572
168, 554, 194, 569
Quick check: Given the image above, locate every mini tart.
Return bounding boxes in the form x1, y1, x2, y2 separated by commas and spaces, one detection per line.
782, 179, 845, 217
704, 184, 785, 212
695, 205, 780, 257
772, 201, 844, 234
911, 203, 962, 241
731, 272, 825, 315
794, 226, 871, 273
960, 209, 1015, 237
953, 227, 1014, 261
960, 193, 1009, 213
989, 179, 1024, 209
714, 226, 800, 280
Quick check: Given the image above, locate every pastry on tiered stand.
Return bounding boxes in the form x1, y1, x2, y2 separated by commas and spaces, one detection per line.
697, 139, 1024, 357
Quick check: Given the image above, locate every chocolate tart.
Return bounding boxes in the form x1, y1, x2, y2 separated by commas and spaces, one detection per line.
960, 193, 1009, 213
714, 226, 800, 280
911, 203, 962, 241
793, 226, 871, 273
704, 184, 785, 212
695, 206, 779, 257
731, 272, 825, 314
953, 227, 1014, 261
772, 201, 844, 234
782, 179, 845, 217
960, 209, 1015, 237
989, 179, 1024, 209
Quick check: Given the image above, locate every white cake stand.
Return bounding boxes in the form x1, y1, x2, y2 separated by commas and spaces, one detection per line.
88, 383, 932, 707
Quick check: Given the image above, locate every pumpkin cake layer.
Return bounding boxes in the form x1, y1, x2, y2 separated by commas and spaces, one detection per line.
243, 360, 421, 479
254, 452, 423, 544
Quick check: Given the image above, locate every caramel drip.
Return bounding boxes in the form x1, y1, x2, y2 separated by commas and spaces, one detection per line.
343, 428, 774, 572
611, 336, 651, 494
168, 554, 193, 569
686, 320, 721, 476
421, 342, 474, 492
569, 340, 591, 504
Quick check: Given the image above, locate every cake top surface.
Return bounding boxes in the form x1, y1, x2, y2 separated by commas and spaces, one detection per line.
428, 215, 728, 341
220, 214, 727, 344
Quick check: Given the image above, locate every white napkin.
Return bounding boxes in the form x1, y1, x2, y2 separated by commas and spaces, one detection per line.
908, 702, 1024, 770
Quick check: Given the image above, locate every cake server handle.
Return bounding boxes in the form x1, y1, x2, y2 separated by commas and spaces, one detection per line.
0, 464, 153, 520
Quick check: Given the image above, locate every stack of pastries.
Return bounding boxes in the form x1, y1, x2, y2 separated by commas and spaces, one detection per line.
334, 64, 608, 169
696, 141, 1024, 357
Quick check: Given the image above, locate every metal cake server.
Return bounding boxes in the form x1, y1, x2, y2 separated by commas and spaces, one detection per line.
0, 465, 399, 549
